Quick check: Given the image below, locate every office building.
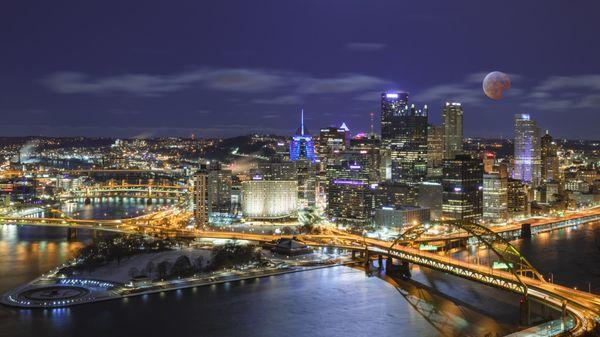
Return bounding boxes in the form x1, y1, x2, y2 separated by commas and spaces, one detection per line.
513, 114, 541, 186
442, 155, 483, 221
442, 102, 463, 160
290, 109, 316, 162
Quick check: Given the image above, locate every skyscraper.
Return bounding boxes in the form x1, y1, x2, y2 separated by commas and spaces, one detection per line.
207, 168, 233, 218
483, 164, 508, 223
381, 91, 409, 143
513, 114, 541, 186
380, 91, 428, 185
541, 130, 560, 182
193, 167, 208, 227
427, 124, 444, 176
442, 154, 483, 221
442, 102, 463, 160
290, 109, 316, 162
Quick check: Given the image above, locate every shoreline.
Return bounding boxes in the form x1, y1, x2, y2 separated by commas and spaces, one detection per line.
1, 259, 357, 309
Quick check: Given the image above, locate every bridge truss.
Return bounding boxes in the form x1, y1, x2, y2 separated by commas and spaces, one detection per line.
388, 220, 546, 293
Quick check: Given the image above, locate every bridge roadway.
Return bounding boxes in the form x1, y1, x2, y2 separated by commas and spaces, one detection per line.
412, 206, 600, 243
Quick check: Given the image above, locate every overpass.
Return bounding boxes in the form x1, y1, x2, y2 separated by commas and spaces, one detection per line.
60, 183, 189, 202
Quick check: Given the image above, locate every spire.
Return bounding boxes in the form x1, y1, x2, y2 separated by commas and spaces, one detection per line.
301, 109, 305, 135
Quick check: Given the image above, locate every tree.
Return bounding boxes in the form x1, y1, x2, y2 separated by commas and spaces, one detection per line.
193, 256, 204, 273
298, 206, 323, 234
170, 255, 193, 277
145, 261, 155, 278
156, 261, 171, 280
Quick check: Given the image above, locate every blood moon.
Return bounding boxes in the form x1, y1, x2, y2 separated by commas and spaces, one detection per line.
483, 71, 511, 100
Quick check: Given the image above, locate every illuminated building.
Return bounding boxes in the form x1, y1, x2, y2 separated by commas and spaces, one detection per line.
257, 159, 297, 181
317, 125, 349, 160
442, 102, 463, 160
193, 168, 208, 227
290, 109, 315, 162
380, 91, 428, 184
207, 167, 232, 219
480, 151, 496, 174
374, 182, 417, 209
374, 206, 430, 228
241, 180, 298, 219
442, 154, 483, 221
296, 159, 317, 209
513, 114, 541, 186
418, 181, 443, 220
427, 124, 444, 176
541, 130, 560, 182
326, 179, 374, 224
507, 178, 529, 218
483, 165, 508, 223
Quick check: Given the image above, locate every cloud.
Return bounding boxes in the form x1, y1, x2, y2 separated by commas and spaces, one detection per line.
298, 74, 389, 94
252, 95, 302, 105
535, 75, 600, 92
416, 83, 484, 106
40, 68, 391, 98
345, 42, 387, 52
522, 74, 600, 111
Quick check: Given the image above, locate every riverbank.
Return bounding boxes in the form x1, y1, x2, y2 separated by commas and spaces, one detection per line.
1, 256, 355, 309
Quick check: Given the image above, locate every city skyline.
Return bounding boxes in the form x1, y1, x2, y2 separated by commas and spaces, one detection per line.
1, 1, 600, 139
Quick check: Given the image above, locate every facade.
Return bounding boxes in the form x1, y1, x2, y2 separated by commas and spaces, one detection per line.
380, 91, 428, 184
207, 169, 232, 217
442, 155, 483, 221
483, 172, 508, 223
427, 124, 444, 176
374, 182, 417, 209
317, 125, 348, 160
507, 178, 529, 219
241, 180, 298, 219
192, 170, 208, 227
541, 131, 560, 182
290, 110, 316, 162
513, 114, 541, 186
418, 181, 443, 220
374, 206, 431, 228
327, 179, 374, 223
442, 102, 463, 160
257, 160, 297, 181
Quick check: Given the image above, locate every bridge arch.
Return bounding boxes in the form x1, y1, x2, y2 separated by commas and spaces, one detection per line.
388, 220, 546, 293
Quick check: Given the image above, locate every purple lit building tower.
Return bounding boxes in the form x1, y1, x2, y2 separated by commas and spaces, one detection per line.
513, 114, 541, 186
290, 109, 316, 162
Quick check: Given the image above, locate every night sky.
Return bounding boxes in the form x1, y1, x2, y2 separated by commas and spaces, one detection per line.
1, 1, 599, 139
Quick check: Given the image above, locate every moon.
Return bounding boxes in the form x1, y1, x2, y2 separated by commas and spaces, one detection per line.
483, 71, 511, 100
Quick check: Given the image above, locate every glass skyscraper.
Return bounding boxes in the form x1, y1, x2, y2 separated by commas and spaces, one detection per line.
513, 113, 541, 186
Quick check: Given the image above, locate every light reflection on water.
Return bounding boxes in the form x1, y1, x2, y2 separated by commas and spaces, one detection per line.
0, 203, 598, 337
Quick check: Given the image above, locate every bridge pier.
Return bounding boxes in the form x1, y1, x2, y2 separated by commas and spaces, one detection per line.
377, 254, 383, 270
519, 296, 531, 326
399, 260, 411, 279
66, 227, 78, 241
84, 197, 91, 205
386, 256, 393, 270
351, 250, 356, 259
521, 223, 532, 239
146, 198, 153, 205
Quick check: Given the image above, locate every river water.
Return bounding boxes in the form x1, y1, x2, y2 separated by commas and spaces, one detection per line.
0, 202, 598, 337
